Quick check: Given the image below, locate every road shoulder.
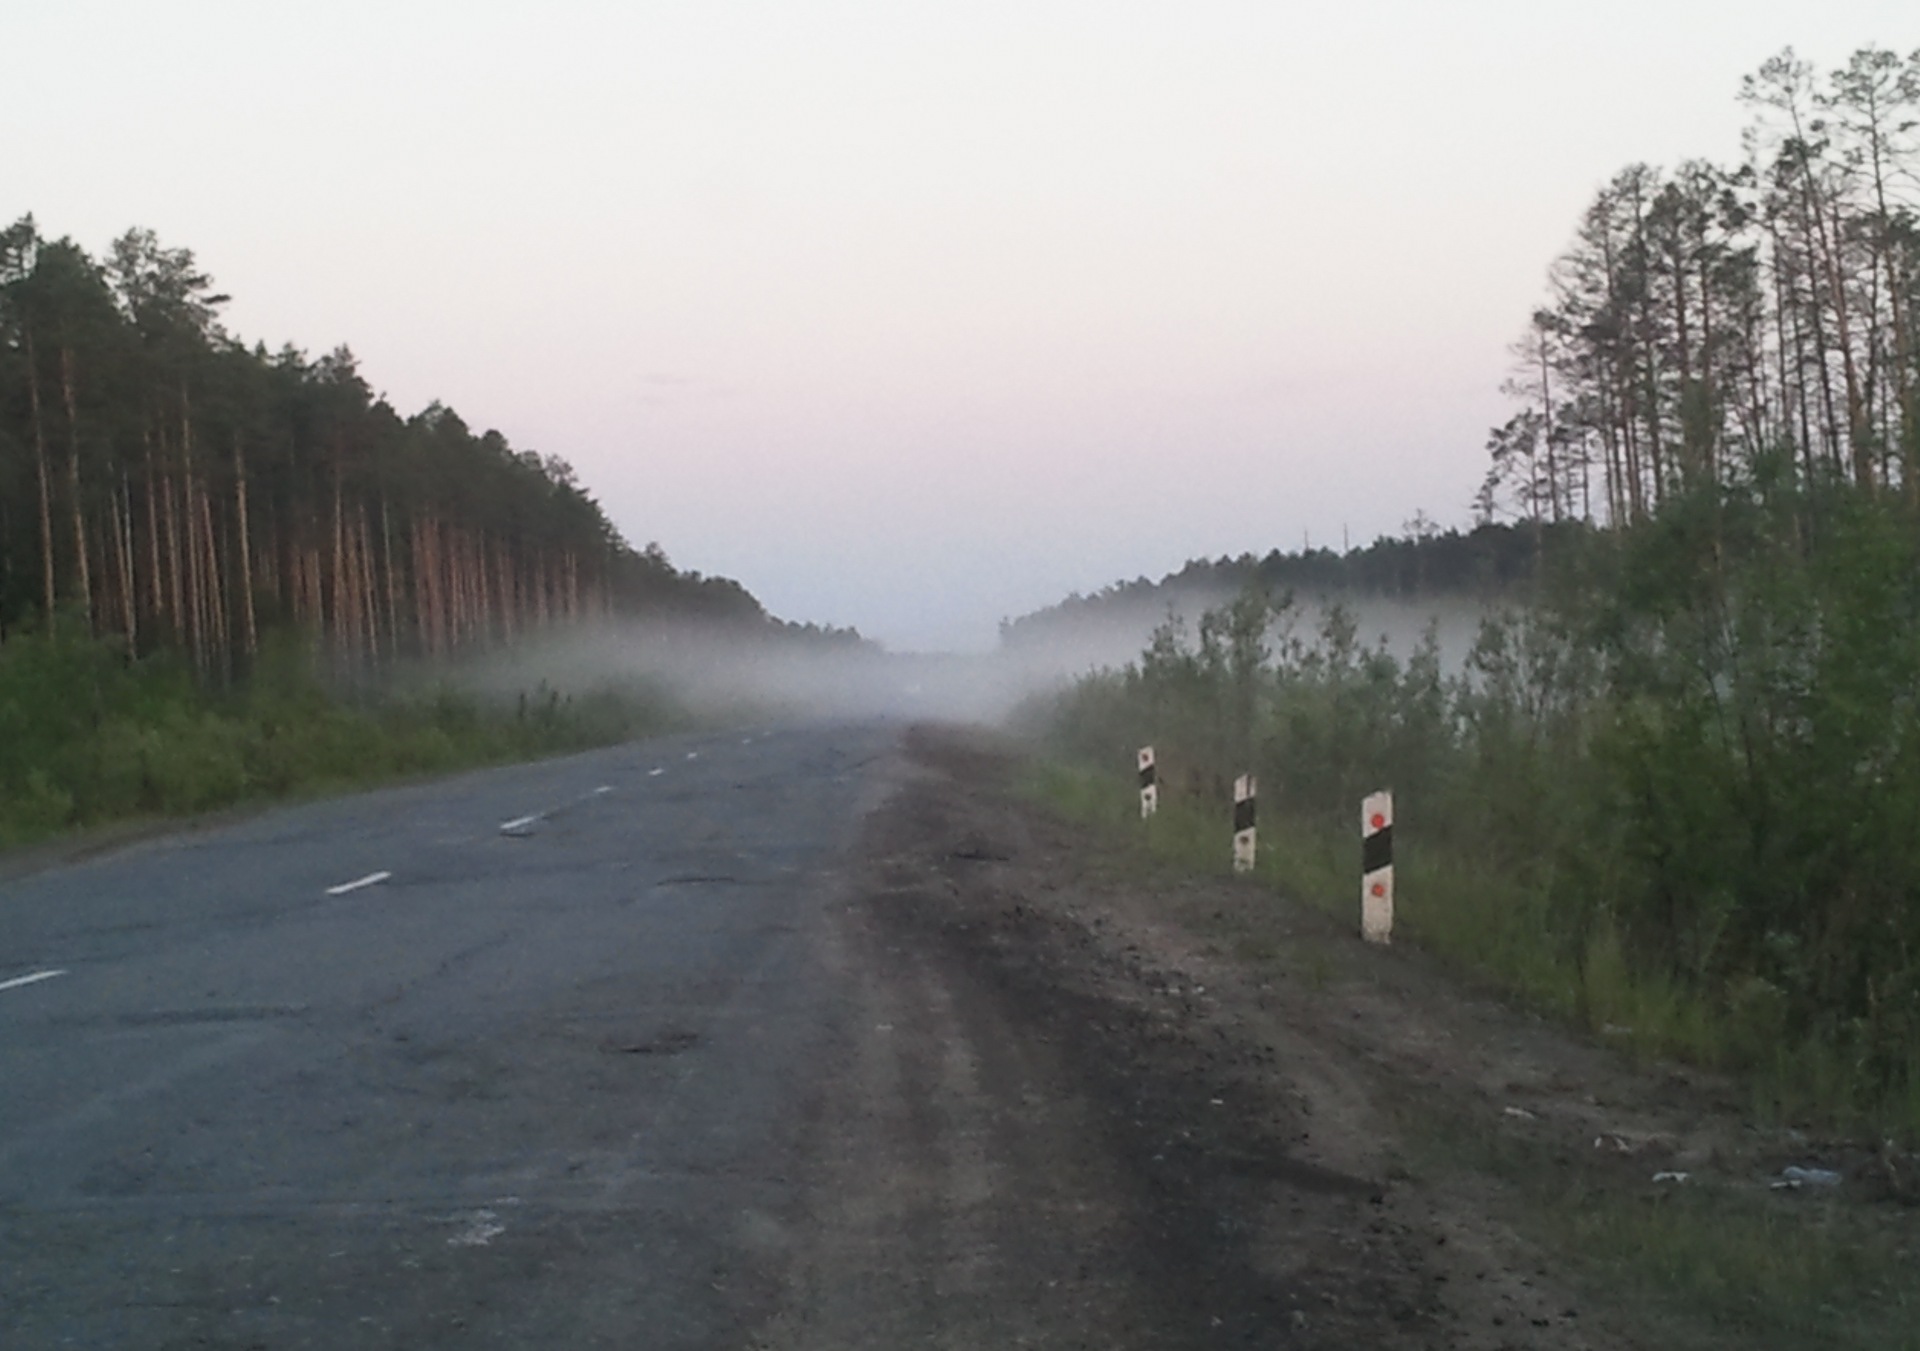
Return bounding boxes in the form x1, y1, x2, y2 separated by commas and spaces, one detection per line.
760, 724, 1679, 1348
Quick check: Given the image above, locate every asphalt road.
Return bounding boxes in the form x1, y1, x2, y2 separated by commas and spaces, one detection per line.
0, 723, 892, 1349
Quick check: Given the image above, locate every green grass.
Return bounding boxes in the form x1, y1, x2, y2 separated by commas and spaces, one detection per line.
1024, 755, 1920, 1349
1023, 757, 1920, 1138
1403, 1107, 1920, 1351
1569, 1190, 1919, 1350
0, 630, 688, 850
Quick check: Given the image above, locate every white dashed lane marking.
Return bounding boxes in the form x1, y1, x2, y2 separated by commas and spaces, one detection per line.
324, 871, 392, 897
501, 784, 617, 835
0, 969, 67, 994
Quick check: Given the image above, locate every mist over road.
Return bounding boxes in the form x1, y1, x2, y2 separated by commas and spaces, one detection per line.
0, 724, 890, 1348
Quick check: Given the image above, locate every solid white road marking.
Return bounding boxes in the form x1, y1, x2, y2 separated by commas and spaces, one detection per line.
0, 968, 67, 994
325, 871, 392, 896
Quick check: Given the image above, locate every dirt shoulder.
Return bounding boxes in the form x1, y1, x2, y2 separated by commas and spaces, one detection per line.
759, 724, 1915, 1350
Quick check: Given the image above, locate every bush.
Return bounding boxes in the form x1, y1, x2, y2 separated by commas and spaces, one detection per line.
1024, 475, 1920, 1132
0, 627, 680, 849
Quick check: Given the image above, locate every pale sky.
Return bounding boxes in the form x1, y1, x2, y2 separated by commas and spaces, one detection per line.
7, 2, 1913, 649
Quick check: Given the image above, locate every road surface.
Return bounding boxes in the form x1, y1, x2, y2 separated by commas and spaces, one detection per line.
4, 721, 1670, 1349
1, 724, 887, 1348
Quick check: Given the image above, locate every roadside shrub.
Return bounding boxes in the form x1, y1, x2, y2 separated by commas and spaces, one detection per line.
0, 770, 75, 845
1026, 475, 1920, 1130
0, 626, 681, 849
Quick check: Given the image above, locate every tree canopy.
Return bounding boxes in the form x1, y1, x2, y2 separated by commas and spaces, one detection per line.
1481, 45, 1920, 524
0, 218, 843, 673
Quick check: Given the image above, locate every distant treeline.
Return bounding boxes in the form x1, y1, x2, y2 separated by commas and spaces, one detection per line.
0, 216, 860, 676
999, 520, 1558, 649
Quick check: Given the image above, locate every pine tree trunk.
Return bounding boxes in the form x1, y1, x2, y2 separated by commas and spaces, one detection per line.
409, 517, 428, 655
163, 466, 185, 646
495, 542, 515, 644
143, 427, 164, 633
380, 494, 399, 656
358, 506, 379, 664
1782, 257, 1820, 484
331, 465, 347, 659
306, 544, 324, 662
1889, 238, 1917, 503
1535, 338, 1560, 522
456, 528, 470, 648
459, 529, 475, 648
419, 517, 443, 656
1812, 196, 1873, 488
181, 408, 206, 672
24, 331, 56, 625
341, 490, 362, 663
58, 345, 93, 630
232, 432, 257, 658
442, 525, 455, 650
471, 530, 490, 645
120, 474, 137, 646
420, 517, 436, 656
260, 492, 281, 610
109, 476, 135, 647
1799, 234, 1846, 472
198, 484, 227, 682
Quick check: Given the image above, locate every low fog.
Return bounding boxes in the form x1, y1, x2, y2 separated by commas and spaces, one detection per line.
448, 589, 1504, 732
997, 590, 1498, 682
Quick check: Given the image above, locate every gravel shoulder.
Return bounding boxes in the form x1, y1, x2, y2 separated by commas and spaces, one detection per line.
759, 724, 1916, 1349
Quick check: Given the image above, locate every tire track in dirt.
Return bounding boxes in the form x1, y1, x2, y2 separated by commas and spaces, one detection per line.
757, 727, 1606, 1349
758, 864, 1158, 1347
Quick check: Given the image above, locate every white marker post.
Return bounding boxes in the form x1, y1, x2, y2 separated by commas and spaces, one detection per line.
1232, 774, 1257, 874
1137, 746, 1158, 819
1362, 790, 1393, 944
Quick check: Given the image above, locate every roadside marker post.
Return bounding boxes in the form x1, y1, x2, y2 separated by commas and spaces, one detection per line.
1362, 790, 1393, 944
1138, 746, 1158, 819
1232, 774, 1257, 874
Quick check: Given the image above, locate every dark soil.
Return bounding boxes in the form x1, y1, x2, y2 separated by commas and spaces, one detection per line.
756, 725, 1662, 1349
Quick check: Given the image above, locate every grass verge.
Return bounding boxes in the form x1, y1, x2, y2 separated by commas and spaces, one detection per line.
1024, 759, 1919, 1135
1022, 756, 1920, 1351
0, 630, 690, 852
1403, 1107, 1920, 1351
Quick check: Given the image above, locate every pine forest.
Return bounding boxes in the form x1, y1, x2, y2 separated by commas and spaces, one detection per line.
1482, 47, 1920, 524
0, 218, 783, 676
